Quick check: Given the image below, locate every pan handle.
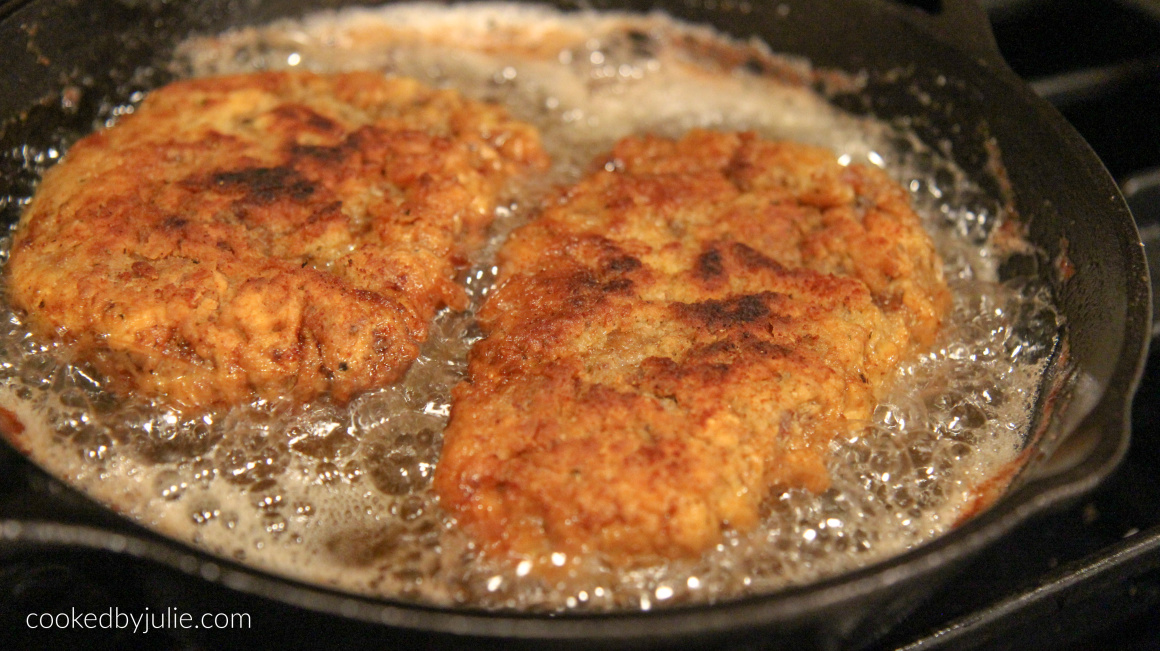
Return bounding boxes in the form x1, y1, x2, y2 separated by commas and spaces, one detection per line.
893, 0, 1013, 74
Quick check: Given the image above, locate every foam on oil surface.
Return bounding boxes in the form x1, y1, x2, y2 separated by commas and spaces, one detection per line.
0, 3, 1058, 611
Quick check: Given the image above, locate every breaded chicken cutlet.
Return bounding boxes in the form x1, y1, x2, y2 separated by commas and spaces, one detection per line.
6, 71, 548, 409
435, 130, 950, 566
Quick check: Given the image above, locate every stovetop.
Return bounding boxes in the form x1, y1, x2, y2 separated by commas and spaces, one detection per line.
2, 1, 1160, 649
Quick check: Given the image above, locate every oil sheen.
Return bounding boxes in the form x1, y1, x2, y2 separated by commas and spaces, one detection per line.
0, 3, 1059, 611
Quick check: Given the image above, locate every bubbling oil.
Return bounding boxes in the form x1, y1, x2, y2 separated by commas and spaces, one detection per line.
0, 3, 1059, 611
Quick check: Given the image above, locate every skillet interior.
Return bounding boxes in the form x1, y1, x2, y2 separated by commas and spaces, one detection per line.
0, 0, 1149, 647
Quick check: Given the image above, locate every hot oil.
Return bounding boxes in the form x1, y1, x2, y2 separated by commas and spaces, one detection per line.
0, 3, 1059, 611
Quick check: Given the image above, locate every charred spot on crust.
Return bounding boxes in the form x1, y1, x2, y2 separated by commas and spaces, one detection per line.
625, 29, 656, 57
271, 104, 341, 133
209, 166, 316, 203
604, 255, 642, 273
687, 336, 794, 364
744, 338, 795, 359
697, 339, 736, 356
289, 142, 349, 163
675, 292, 776, 329
730, 242, 786, 272
308, 201, 344, 224
602, 277, 634, 292
161, 216, 189, 231
635, 355, 733, 397
566, 266, 637, 303
696, 248, 725, 281
743, 56, 765, 75
659, 357, 731, 381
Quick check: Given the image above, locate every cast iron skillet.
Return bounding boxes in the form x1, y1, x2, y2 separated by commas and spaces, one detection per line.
0, 0, 1150, 648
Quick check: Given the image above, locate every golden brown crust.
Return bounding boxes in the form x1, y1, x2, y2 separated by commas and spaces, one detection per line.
6, 71, 548, 409
434, 130, 949, 566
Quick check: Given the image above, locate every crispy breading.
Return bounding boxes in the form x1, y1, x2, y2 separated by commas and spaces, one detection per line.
435, 130, 950, 566
6, 71, 548, 409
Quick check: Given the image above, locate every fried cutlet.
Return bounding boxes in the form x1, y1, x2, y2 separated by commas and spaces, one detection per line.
434, 130, 950, 566
6, 71, 548, 409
